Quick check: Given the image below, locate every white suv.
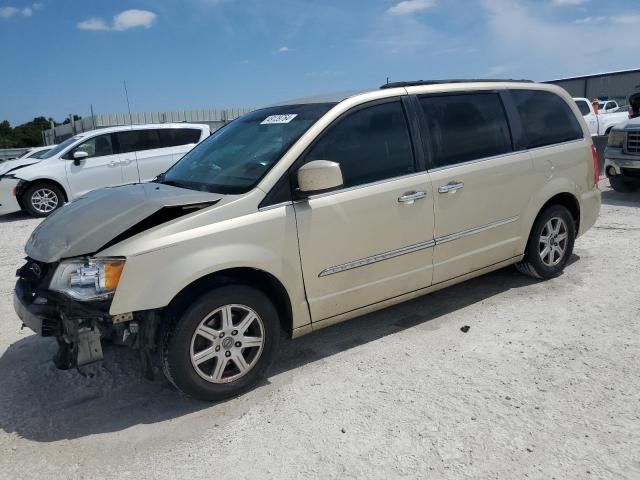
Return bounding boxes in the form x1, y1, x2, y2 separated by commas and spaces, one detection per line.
0, 123, 210, 217
14, 81, 601, 401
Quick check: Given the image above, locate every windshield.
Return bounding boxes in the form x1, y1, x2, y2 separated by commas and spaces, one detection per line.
39, 136, 82, 159
27, 148, 52, 159
160, 103, 335, 194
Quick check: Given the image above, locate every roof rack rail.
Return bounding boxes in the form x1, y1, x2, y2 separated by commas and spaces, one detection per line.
380, 79, 534, 89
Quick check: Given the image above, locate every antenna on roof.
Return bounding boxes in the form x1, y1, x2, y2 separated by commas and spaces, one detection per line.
123, 80, 133, 127
386, 76, 389, 85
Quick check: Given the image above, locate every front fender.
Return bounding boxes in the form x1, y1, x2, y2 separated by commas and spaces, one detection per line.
107, 204, 311, 330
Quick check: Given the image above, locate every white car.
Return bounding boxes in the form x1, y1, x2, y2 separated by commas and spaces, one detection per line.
0, 145, 57, 167
573, 97, 628, 136
0, 123, 210, 217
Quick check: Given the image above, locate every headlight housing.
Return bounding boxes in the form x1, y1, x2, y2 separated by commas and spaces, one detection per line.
49, 257, 125, 301
607, 130, 625, 148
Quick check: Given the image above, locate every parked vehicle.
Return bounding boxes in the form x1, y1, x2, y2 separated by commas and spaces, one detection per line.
604, 116, 640, 192
0, 123, 210, 217
0, 145, 57, 173
14, 81, 600, 401
597, 100, 621, 114
574, 97, 628, 136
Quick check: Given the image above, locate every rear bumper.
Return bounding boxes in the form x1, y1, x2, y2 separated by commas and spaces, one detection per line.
578, 185, 601, 238
0, 178, 22, 215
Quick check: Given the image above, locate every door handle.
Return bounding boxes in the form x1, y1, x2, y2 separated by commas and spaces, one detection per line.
438, 181, 464, 194
120, 158, 134, 165
398, 191, 427, 204
108, 160, 120, 168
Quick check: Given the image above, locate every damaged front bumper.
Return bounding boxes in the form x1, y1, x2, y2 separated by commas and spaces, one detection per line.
14, 258, 161, 376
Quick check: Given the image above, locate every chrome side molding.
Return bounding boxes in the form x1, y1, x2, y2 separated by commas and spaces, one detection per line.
318, 216, 519, 277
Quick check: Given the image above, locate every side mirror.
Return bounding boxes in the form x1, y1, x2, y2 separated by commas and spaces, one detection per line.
73, 150, 88, 166
297, 160, 344, 196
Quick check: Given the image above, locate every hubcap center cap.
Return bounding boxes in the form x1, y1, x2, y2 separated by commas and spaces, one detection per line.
222, 337, 233, 349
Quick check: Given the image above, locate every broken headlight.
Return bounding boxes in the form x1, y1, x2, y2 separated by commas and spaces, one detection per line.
50, 257, 125, 301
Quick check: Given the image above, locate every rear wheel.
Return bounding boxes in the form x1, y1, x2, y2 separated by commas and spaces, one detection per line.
609, 176, 636, 193
161, 285, 280, 401
22, 182, 64, 217
516, 205, 575, 280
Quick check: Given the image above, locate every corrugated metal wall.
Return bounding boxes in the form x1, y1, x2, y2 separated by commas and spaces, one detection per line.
548, 71, 640, 106
42, 108, 254, 145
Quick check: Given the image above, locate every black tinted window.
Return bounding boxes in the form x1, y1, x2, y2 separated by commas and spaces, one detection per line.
419, 93, 512, 168
160, 128, 202, 147
117, 129, 162, 154
575, 100, 591, 116
72, 134, 114, 158
305, 101, 414, 188
512, 90, 583, 149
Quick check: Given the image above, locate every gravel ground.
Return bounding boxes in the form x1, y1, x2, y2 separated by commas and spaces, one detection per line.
0, 180, 639, 480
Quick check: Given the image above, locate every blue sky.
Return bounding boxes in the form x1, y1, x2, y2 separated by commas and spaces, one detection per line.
1, 0, 639, 125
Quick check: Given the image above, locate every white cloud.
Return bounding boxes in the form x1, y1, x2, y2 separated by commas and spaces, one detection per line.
275, 46, 291, 53
113, 9, 157, 31
0, 5, 37, 19
387, 0, 436, 16
77, 18, 110, 31
575, 14, 640, 25
551, 0, 589, 6
77, 9, 157, 31
480, 0, 640, 79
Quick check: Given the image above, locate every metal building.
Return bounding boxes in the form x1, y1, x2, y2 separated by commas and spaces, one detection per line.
545, 68, 640, 106
42, 107, 254, 145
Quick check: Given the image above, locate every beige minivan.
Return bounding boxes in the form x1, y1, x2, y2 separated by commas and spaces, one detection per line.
14, 80, 601, 400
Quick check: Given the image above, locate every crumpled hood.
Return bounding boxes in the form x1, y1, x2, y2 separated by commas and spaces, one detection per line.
26, 183, 222, 263
0, 158, 41, 176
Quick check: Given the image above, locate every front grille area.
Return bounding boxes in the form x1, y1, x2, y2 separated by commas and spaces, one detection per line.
621, 168, 640, 178
626, 131, 640, 154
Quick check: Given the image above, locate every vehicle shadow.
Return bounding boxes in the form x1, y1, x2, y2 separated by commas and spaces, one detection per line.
600, 188, 640, 207
0, 211, 34, 223
0, 263, 560, 442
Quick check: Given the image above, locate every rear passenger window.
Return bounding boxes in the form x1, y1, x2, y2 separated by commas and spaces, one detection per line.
305, 101, 414, 188
160, 128, 202, 147
575, 100, 591, 116
512, 90, 583, 149
419, 93, 512, 168
117, 129, 162, 154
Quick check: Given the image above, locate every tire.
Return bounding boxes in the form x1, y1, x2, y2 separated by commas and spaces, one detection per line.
22, 182, 64, 217
515, 205, 576, 280
609, 176, 636, 193
161, 285, 280, 401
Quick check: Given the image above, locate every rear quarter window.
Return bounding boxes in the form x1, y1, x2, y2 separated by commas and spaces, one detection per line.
512, 90, 583, 149
160, 128, 202, 147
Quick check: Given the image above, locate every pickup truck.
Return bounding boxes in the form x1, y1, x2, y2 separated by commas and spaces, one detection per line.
598, 100, 621, 113
573, 97, 628, 136
604, 116, 640, 192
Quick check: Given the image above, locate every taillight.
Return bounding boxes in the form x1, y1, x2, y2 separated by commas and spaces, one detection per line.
591, 144, 600, 185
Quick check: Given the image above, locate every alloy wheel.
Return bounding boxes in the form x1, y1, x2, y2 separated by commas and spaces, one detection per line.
189, 304, 265, 384
30, 188, 59, 214
538, 217, 568, 267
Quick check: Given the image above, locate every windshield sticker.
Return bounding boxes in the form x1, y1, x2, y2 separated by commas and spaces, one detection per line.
260, 114, 298, 125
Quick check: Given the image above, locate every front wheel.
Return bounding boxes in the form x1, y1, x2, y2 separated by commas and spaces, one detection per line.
516, 205, 576, 280
161, 285, 280, 401
22, 182, 64, 217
